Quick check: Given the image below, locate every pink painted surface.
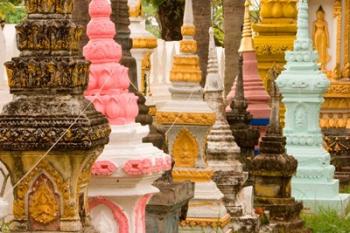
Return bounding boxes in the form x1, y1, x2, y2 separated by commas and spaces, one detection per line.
91, 160, 117, 176
134, 194, 153, 233
89, 197, 129, 233
123, 159, 153, 176
226, 51, 270, 120
83, 0, 138, 125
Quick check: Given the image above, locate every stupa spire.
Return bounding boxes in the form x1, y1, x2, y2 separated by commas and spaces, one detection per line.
239, 0, 254, 52
276, 0, 350, 214
183, 0, 194, 29
204, 27, 222, 92
266, 68, 281, 136
230, 57, 248, 114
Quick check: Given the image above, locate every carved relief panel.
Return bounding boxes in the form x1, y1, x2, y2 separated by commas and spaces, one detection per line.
172, 128, 198, 168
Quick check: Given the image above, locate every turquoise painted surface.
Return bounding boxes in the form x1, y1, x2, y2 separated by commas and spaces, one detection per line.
276, 0, 350, 214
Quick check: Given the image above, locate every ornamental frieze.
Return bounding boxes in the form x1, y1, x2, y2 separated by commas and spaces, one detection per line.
16, 20, 82, 52
6, 57, 88, 93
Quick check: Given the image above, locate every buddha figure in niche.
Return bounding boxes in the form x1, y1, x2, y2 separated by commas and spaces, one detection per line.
313, 6, 330, 71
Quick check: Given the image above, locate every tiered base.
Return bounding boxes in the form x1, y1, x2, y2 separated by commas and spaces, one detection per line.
255, 197, 308, 233
289, 146, 350, 215
179, 181, 232, 233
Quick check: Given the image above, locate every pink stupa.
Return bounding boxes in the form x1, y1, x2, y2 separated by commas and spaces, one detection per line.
83, 1, 171, 232
84, 0, 139, 125
226, 0, 270, 131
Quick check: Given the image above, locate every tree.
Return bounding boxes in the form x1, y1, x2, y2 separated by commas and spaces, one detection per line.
223, 0, 244, 95
143, 0, 184, 41
0, 0, 26, 24
193, 0, 210, 86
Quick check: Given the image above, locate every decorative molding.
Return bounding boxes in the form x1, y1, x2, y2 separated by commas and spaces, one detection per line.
89, 197, 129, 233
156, 112, 216, 125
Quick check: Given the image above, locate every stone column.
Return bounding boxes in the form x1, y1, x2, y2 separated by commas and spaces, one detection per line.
83, 0, 171, 232
156, 0, 231, 232
276, 0, 350, 215
0, 0, 111, 231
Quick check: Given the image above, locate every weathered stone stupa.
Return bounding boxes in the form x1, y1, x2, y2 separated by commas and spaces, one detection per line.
251, 76, 308, 232
0, 0, 111, 231
226, 0, 270, 139
156, 0, 231, 232
226, 57, 260, 170
204, 27, 245, 217
276, 0, 350, 215
83, 1, 171, 232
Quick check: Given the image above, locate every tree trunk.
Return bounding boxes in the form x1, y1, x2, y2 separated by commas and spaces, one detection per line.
158, 0, 184, 41
193, 0, 210, 87
223, 0, 244, 95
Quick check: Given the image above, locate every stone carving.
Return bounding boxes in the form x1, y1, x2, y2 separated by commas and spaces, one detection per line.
172, 128, 198, 168
29, 175, 59, 225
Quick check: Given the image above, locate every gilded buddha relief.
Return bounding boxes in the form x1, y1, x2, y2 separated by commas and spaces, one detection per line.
313, 6, 330, 71
172, 128, 198, 168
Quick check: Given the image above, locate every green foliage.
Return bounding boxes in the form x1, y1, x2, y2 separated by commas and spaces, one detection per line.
0, 0, 26, 24
142, 0, 160, 38
302, 210, 350, 233
212, 0, 223, 46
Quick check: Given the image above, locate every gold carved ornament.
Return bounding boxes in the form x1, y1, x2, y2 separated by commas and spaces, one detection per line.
132, 37, 157, 49
313, 6, 330, 71
13, 159, 74, 220
172, 128, 198, 168
128, 0, 142, 17
180, 214, 231, 228
156, 112, 216, 126
169, 56, 202, 83
29, 178, 59, 224
172, 168, 213, 182
180, 40, 197, 54
181, 25, 196, 36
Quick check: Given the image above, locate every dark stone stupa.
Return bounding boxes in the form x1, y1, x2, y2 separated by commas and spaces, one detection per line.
0, 0, 110, 232
251, 67, 309, 232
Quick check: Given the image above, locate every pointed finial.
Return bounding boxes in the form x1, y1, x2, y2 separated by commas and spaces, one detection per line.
204, 27, 222, 92
238, 0, 254, 53
266, 66, 282, 135
183, 0, 194, 26
230, 56, 248, 112
295, 0, 312, 50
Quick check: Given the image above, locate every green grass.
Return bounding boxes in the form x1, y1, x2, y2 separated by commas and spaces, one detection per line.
302, 210, 350, 233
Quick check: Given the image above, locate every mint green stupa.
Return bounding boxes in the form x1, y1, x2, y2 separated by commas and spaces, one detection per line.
276, 0, 350, 215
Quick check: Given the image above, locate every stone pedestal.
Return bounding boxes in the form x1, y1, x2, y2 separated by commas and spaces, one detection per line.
146, 181, 194, 233
156, 1, 231, 232
276, 0, 350, 215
